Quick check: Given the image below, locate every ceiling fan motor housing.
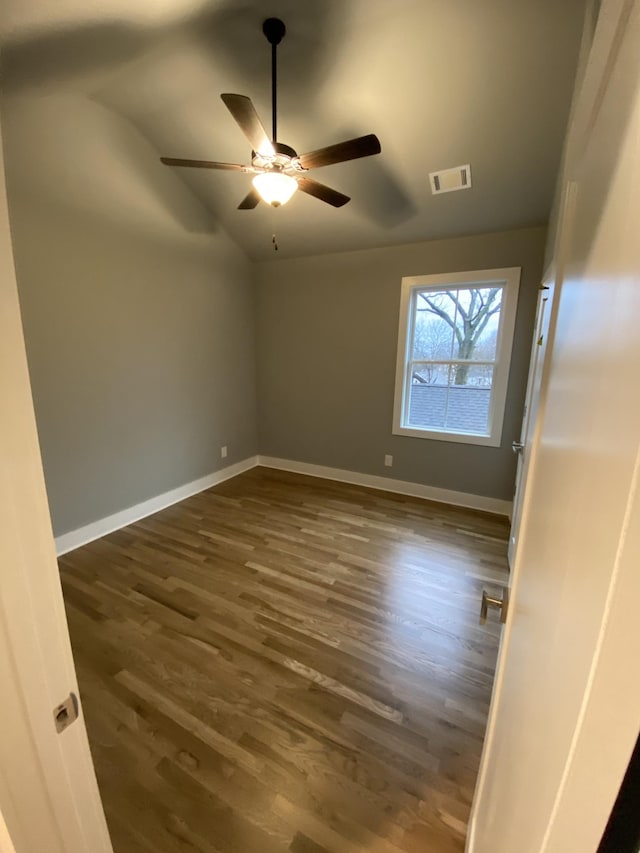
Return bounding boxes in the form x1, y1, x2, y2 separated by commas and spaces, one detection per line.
252, 141, 301, 173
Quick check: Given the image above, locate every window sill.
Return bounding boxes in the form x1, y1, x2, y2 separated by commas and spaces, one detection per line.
392, 424, 501, 447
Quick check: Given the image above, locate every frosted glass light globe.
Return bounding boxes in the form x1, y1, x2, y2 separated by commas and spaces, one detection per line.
252, 172, 298, 207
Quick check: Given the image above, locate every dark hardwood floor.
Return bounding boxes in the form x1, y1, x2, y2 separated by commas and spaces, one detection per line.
59, 467, 509, 853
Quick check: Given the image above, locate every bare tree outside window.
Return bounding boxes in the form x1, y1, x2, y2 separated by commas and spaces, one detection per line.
411, 312, 452, 383
414, 287, 502, 385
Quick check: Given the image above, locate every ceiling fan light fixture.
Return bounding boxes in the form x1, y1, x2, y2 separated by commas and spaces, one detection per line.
252, 171, 298, 207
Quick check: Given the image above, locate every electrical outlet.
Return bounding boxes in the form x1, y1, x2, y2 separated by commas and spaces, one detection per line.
221, 446, 228, 459
384, 454, 393, 467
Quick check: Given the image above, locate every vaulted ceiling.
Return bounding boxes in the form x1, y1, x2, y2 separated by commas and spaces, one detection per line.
1, 0, 586, 259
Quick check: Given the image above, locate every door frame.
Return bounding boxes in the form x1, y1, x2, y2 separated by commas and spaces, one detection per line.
507, 264, 556, 567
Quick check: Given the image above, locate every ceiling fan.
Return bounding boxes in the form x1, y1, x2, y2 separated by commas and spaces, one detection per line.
160, 17, 382, 210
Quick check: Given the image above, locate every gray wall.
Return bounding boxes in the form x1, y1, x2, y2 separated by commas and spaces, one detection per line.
2, 89, 546, 532
3, 93, 257, 536
256, 226, 546, 501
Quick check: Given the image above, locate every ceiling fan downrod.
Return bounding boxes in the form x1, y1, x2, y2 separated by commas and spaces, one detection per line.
262, 17, 286, 143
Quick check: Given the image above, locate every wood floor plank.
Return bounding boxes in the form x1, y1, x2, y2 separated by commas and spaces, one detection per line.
60, 467, 509, 852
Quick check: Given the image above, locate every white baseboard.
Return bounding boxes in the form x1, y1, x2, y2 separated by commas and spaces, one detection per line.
56, 453, 511, 556
257, 455, 512, 517
55, 456, 259, 556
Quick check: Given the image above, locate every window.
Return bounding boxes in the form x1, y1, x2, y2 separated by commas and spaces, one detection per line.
393, 267, 521, 446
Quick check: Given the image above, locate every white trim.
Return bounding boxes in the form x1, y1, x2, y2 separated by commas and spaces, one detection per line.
392, 267, 521, 447
56, 452, 511, 557
55, 456, 259, 555
258, 456, 511, 516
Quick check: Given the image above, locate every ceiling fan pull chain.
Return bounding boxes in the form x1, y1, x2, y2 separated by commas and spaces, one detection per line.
271, 204, 279, 251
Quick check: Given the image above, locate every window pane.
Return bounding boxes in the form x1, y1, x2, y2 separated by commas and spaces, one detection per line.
407, 364, 494, 435
410, 363, 450, 385
414, 286, 502, 362
459, 287, 502, 361
413, 292, 455, 360
450, 362, 494, 388
407, 370, 451, 431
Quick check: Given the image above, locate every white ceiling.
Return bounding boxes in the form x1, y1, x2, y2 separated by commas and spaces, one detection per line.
1, 0, 586, 259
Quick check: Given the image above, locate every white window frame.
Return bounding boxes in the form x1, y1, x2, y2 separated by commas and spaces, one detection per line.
392, 267, 521, 447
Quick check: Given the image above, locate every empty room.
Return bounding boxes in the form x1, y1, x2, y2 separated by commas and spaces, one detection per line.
2, 1, 640, 852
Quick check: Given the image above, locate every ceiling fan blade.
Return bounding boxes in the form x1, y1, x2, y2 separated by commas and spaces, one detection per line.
297, 177, 350, 207
220, 94, 275, 158
160, 157, 249, 171
297, 133, 381, 170
238, 188, 261, 210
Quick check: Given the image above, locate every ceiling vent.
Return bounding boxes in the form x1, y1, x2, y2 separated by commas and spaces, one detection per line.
429, 164, 472, 195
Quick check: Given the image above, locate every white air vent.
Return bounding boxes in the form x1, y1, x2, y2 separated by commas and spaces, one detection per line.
429, 164, 472, 195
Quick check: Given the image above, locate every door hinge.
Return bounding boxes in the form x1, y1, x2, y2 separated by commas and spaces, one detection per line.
54, 692, 79, 734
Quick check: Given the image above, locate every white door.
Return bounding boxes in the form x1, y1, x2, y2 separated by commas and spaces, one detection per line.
468, 2, 640, 851
507, 272, 556, 567
0, 117, 112, 850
